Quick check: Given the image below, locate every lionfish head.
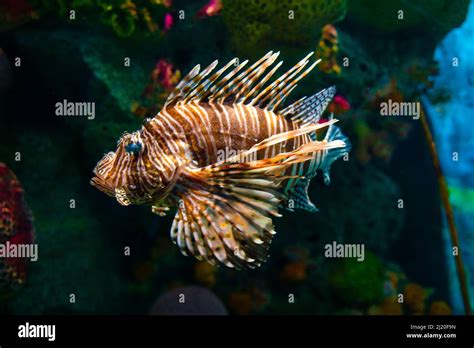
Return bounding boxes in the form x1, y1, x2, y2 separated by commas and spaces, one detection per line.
90, 130, 167, 206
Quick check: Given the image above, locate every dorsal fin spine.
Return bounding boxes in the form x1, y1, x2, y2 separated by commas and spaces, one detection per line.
208, 60, 249, 103
233, 52, 280, 102
244, 61, 283, 105
184, 60, 219, 102
256, 60, 310, 107
195, 58, 239, 101
183, 60, 219, 103
165, 51, 322, 114
215, 52, 274, 103
250, 52, 314, 107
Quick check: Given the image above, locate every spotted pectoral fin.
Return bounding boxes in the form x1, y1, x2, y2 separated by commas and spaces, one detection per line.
170, 180, 280, 269
151, 199, 172, 216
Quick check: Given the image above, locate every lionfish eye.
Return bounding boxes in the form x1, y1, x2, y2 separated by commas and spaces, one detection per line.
125, 142, 143, 155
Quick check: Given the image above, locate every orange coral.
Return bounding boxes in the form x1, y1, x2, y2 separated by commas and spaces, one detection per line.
370, 78, 404, 110
429, 301, 452, 315
280, 260, 307, 283
369, 296, 403, 315
316, 24, 341, 75
404, 283, 427, 314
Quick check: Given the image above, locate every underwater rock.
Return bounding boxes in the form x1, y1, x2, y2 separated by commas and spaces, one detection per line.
0, 163, 35, 290
150, 286, 228, 315
222, 0, 347, 57
335, 30, 379, 101
347, 0, 469, 40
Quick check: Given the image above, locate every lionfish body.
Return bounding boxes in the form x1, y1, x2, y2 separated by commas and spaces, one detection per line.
91, 51, 351, 269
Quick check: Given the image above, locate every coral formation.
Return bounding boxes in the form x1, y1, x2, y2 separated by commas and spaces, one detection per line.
329, 251, 385, 306
28, 0, 173, 38
316, 24, 341, 75
0, 163, 35, 290
222, 0, 347, 56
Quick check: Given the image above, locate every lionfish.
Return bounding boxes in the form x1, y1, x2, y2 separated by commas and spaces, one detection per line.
91, 51, 351, 269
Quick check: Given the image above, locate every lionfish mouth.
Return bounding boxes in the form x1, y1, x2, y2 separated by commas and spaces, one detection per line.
90, 152, 116, 197
90, 175, 115, 197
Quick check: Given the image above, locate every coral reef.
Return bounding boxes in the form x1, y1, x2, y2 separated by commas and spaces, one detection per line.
27, 0, 173, 38
327, 95, 350, 115
316, 24, 341, 75
132, 59, 181, 119
197, 0, 223, 18
0, 0, 468, 316
367, 270, 453, 315
403, 283, 429, 314
222, 0, 347, 56
0, 163, 35, 291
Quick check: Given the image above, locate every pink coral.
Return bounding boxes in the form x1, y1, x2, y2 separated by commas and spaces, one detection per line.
197, 0, 223, 18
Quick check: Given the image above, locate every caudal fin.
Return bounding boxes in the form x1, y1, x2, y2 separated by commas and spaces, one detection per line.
320, 115, 351, 185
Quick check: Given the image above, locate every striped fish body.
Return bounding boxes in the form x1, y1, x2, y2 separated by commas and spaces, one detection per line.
91, 51, 351, 269
156, 102, 327, 194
